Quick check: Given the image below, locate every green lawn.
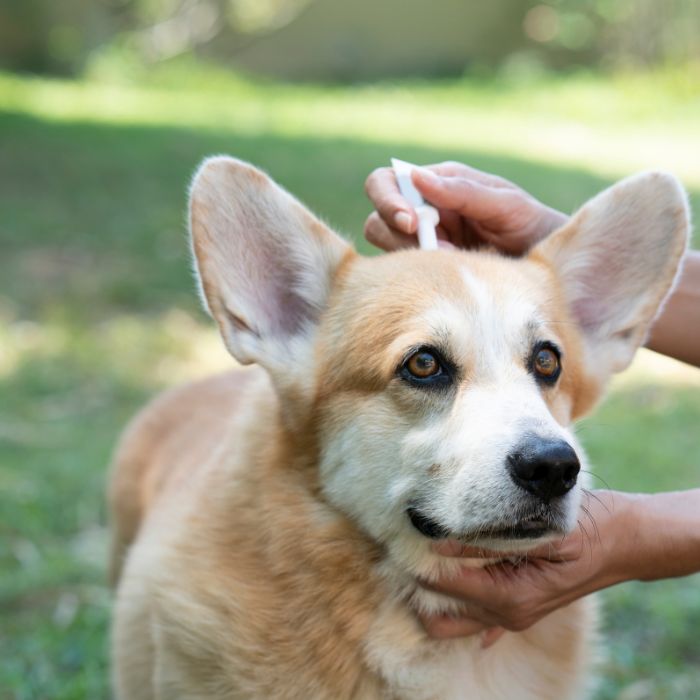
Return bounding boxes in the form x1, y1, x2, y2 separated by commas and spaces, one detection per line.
1, 65, 699, 700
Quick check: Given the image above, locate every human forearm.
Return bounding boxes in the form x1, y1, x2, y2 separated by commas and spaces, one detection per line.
646, 251, 700, 367
616, 489, 700, 583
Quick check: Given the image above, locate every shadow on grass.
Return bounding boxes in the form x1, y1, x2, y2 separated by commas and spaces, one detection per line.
1, 110, 698, 700
4, 109, 680, 318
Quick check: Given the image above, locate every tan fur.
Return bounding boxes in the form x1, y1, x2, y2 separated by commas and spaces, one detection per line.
109, 252, 596, 700
108, 369, 258, 584
109, 159, 688, 700
110, 366, 389, 698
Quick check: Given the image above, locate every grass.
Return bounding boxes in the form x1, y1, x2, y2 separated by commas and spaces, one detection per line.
1, 62, 699, 700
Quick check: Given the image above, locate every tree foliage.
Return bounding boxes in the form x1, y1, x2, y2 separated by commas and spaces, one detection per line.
0, 0, 698, 78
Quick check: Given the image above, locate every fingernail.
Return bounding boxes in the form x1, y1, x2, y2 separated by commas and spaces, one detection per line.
394, 211, 413, 233
414, 168, 440, 185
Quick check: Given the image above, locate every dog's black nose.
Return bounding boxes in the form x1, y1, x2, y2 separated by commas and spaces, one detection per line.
507, 438, 580, 502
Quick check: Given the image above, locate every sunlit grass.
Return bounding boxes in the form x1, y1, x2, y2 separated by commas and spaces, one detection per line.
2, 64, 700, 187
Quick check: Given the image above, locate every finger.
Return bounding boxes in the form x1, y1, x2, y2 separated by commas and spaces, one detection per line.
481, 627, 507, 649
364, 212, 418, 252
420, 613, 488, 640
439, 210, 492, 251
432, 536, 576, 566
435, 208, 467, 246
365, 168, 417, 233
427, 162, 510, 189
412, 170, 516, 222
435, 229, 458, 250
461, 219, 494, 249
506, 536, 581, 562
428, 564, 514, 603
432, 540, 509, 558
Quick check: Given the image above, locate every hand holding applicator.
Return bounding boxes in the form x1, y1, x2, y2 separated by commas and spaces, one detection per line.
391, 158, 440, 251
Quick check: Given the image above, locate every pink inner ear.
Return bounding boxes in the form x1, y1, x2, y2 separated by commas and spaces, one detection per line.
244, 233, 318, 338
544, 171, 688, 354
572, 296, 609, 332
191, 157, 352, 357
567, 233, 631, 333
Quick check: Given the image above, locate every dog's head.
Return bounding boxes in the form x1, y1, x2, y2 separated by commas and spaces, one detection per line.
189, 156, 688, 571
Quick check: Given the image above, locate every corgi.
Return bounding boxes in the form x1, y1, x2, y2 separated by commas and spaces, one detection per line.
108, 156, 689, 700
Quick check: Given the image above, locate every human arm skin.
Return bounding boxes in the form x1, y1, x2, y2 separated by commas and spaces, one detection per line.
646, 251, 700, 367
364, 163, 700, 368
420, 489, 700, 643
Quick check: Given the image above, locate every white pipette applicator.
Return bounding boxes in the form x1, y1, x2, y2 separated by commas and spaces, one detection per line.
391, 158, 440, 250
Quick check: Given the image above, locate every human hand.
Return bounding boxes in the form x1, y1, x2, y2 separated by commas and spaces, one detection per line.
419, 491, 629, 647
364, 162, 567, 255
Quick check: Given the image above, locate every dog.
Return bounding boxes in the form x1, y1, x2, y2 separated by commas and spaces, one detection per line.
108, 156, 689, 699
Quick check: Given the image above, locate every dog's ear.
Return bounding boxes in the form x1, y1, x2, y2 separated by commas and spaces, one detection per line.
531, 172, 689, 378
189, 156, 353, 371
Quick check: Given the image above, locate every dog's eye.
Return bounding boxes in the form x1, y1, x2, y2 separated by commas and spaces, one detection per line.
406, 351, 440, 379
531, 343, 561, 383
534, 348, 558, 376
398, 347, 453, 389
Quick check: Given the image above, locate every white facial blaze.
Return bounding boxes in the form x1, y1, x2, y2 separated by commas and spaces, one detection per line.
402, 377, 583, 537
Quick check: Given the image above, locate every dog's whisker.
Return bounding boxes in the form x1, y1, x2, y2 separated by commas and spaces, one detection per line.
581, 486, 612, 516
580, 504, 602, 548
574, 519, 592, 561
580, 470, 613, 491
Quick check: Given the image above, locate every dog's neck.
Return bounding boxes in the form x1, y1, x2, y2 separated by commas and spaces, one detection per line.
226, 378, 383, 581
225, 372, 470, 632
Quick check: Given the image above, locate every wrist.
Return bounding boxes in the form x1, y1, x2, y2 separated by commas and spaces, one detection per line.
595, 490, 646, 587
607, 489, 700, 583
624, 492, 673, 582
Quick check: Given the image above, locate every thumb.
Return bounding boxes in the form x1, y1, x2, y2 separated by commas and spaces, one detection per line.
481, 627, 507, 649
412, 169, 513, 222
420, 612, 488, 640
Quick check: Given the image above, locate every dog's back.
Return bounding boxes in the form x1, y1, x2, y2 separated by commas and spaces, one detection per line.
108, 367, 259, 584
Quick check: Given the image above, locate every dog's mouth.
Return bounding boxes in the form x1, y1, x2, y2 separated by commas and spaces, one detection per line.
406, 507, 451, 539
406, 506, 559, 543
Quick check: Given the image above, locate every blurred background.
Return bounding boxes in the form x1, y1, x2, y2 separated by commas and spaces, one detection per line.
1, 1, 699, 698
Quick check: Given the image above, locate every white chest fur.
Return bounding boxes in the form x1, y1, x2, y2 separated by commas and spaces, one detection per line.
363, 596, 596, 700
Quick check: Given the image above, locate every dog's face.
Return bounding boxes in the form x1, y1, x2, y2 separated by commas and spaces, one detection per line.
190, 157, 688, 569
314, 251, 589, 556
